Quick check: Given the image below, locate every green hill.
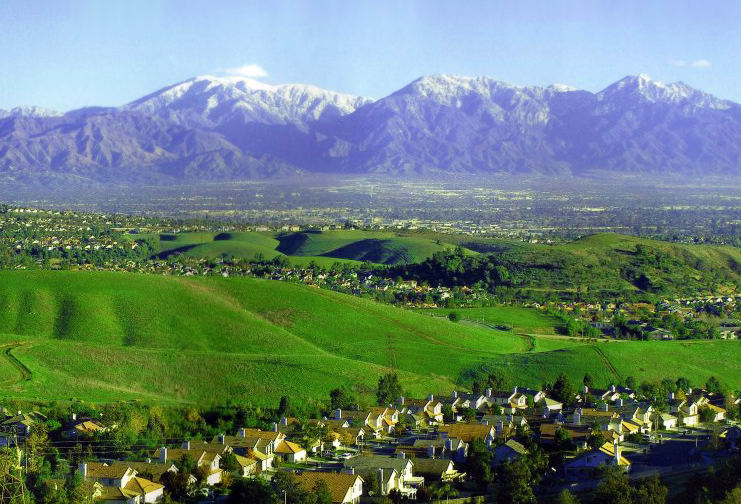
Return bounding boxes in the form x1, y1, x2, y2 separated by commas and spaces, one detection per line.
275, 230, 475, 265
0, 269, 738, 405
402, 233, 741, 298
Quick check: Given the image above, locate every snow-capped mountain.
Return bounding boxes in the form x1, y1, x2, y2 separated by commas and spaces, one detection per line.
1, 73, 740, 185
122, 75, 373, 128
0, 106, 63, 119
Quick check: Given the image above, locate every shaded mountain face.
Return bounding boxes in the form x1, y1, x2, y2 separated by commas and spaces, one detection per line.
2, 73, 741, 185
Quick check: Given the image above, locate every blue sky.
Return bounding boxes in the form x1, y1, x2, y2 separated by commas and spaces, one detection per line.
1, 0, 739, 111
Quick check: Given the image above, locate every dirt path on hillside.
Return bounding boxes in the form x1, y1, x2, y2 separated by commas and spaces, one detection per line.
590, 345, 621, 381
0, 343, 32, 385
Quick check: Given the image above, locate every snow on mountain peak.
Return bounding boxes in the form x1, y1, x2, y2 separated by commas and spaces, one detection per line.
0, 105, 63, 119
597, 74, 729, 109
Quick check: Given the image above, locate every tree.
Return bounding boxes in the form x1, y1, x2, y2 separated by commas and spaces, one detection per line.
466, 439, 493, 489
632, 476, 668, 504
625, 375, 637, 391
556, 489, 580, 504
498, 458, 536, 504
720, 487, 741, 504
551, 373, 576, 406
376, 373, 402, 406
706, 376, 723, 394
330, 387, 353, 410
313, 480, 333, 504
227, 477, 277, 504
555, 427, 573, 451
583, 373, 594, 388
279, 396, 291, 416
595, 468, 633, 504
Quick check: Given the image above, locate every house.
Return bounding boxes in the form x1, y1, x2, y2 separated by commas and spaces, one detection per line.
398, 395, 444, 423
652, 412, 678, 430
411, 438, 468, 463
412, 459, 465, 483
563, 442, 631, 480
537, 397, 563, 412
63, 416, 110, 438
493, 439, 529, 465
704, 404, 727, 423
155, 447, 223, 486
0, 412, 45, 442
78, 462, 164, 503
295, 471, 363, 504
539, 424, 590, 450
275, 439, 307, 463
343, 455, 420, 498
108, 461, 178, 484
439, 423, 496, 446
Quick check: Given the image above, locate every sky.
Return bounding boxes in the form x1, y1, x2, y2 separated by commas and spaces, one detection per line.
1, 0, 740, 111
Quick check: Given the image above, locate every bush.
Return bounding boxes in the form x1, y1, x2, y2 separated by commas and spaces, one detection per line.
448, 312, 461, 322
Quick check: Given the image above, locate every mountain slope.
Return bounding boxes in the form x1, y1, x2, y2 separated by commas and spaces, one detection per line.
2, 73, 741, 184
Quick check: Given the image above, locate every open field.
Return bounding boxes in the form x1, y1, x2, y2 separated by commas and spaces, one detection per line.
276, 230, 476, 265
0, 270, 738, 405
151, 229, 476, 266
419, 306, 564, 335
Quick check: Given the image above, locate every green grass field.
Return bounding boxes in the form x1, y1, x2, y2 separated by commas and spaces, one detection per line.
276, 230, 475, 265
0, 269, 738, 405
420, 306, 564, 335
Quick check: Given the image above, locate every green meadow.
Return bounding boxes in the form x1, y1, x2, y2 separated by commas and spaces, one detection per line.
0, 270, 737, 405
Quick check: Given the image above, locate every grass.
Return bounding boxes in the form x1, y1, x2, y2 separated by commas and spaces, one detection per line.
420, 306, 564, 335
0, 270, 525, 404
275, 230, 476, 265
0, 268, 738, 405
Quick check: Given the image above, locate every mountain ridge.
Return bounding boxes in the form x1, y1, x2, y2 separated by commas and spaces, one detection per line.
1, 73, 740, 185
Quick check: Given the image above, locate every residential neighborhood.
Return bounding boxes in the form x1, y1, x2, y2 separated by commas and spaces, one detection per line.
2, 376, 739, 503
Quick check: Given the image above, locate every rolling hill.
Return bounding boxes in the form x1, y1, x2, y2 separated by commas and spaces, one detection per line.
0, 270, 738, 405
151, 229, 474, 266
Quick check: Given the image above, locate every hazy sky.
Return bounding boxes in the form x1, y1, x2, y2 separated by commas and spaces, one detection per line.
1, 0, 739, 111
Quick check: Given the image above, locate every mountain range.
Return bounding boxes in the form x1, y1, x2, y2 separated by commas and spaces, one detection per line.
1, 73, 740, 185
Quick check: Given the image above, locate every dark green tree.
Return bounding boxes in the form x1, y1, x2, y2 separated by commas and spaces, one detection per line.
376, 373, 402, 406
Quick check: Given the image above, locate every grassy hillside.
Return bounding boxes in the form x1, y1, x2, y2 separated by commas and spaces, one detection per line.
421, 306, 564, 335
401, 233, 741, 297
275, 230, 476, 265
0, 269, 737, 405
0, 271, 533, 404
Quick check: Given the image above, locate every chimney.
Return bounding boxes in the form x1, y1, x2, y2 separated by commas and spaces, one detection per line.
512, 386, 518, 394
583, 385, 589, 395
79, 462, 87, 480
159, 447, 167, 464
496, 421, 504, 434
145, 458, 152, 464
281, 417, 288, 426
397, 451, 405, 459
445, 438, 453, 450
573, 408, 582, 426
617, 398, 624, 407
397, 396, 405, 406
334, 408, 342, 420
238, 427, 247, 438
218, 433, 225, 444
669, 392, 675, 400
452, 390, 457, 399
343, 467, 355, 475
71, 413, 77, 421
427, 445, 436, 458
613, 441, 621, 465
602, 403, 609, 412
182, 441, 190, 450
272, 422, 278, 432
377, 468, 385, 493
485, 388, 492, 398
428, 394, 434, 402
610, 385, 616, 393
